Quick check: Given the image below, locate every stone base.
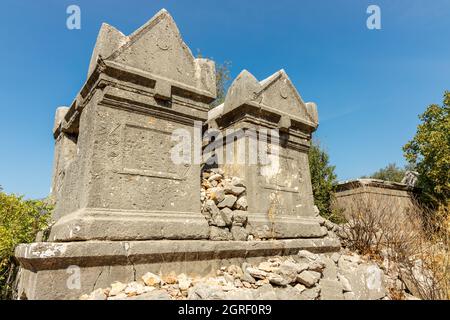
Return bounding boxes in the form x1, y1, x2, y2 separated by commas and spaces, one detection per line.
15, 238, 340, 300
48, 208, 210, 241
247, 214, 327, 239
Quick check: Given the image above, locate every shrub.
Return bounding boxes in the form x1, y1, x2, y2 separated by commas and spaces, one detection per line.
0, 192, 52, 300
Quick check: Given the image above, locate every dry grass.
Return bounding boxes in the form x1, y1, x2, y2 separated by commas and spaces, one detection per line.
336, 188, 449, 300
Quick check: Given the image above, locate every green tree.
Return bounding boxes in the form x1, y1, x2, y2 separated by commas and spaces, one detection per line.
0, 192, 52, 299
403, 91, 450, 206
363, 163, 409, 182
309, 142, 341, 222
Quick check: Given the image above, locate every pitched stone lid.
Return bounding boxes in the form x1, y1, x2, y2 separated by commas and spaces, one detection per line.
87, 8, 216, 99
208, 69, 318, 129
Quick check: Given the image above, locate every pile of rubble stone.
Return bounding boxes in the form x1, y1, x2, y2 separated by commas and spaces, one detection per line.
201, 169, 252, 241
81, 248, 420, 300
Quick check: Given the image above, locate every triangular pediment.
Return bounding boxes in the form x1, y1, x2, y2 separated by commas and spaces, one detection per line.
223, 70, 318, 126
87, 9, 216, 97
223, 70, 261, 112
255, 70, 315, 124
87, 23, 127, 77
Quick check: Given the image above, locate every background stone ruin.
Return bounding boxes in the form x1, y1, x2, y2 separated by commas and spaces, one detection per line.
334, 179, 419, 220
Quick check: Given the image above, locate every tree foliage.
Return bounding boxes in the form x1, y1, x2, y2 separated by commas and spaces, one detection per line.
309, 142, 340, 221
363, 163, 410, 183
212, 61, 232, 108
0, 191, 52, 299
403, 91, 450, 206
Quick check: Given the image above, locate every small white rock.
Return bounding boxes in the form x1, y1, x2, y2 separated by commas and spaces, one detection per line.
246, 267, 268, 279
178, 276, 192, 291
124, 282, 146, 296
109, 281, 127, 296
142, 272, 161, 286
294, 284, 306, 293
298, 250, 318, 261
338, 274, 352, 292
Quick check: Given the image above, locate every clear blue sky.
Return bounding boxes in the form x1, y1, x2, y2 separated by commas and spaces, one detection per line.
0, 0, 449, 199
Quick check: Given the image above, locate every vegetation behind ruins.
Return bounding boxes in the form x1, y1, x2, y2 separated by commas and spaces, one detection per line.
403, 91, 450, 209
212, 61, 232, 108
308, 142, 345, 223
337, 91, 450, 299
339, 189, 449, 299
0, 189, 52, 299
362, 163, 412, 183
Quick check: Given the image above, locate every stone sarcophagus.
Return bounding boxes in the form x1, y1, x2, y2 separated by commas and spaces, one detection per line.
14, 9, 339, 300
207, 70, 326, 239
49, 9, 216, 242
334, 179, 419, 220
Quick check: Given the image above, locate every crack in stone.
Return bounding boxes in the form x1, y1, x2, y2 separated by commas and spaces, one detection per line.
123, 242, 137, 281
92, 268, 104, 291
131, 260, 137, 281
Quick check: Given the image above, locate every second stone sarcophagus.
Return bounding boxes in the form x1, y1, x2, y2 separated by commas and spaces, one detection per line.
207, 70, 326, 239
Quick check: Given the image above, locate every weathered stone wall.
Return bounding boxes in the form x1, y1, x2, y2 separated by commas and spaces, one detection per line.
15, 238, 340, 299
52, 100, 99, 220
87, 104, 200, 213
334, 179, 418, 220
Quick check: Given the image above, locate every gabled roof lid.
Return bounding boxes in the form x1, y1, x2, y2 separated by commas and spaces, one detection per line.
87, 9, 216, 98
218, 69, 318, 128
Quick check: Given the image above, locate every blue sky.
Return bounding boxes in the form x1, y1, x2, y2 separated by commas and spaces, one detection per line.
0, 0, 449, 199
